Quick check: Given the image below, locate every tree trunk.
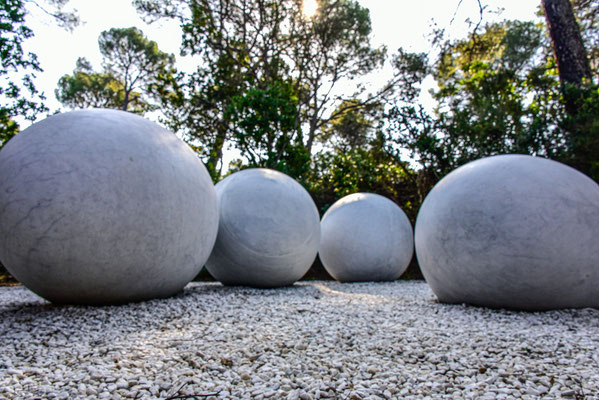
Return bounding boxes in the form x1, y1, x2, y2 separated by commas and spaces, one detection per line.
122, 89, 130, 111
542, 0, 592, 88
543, 0, 598, 181
206, 129, 227, 180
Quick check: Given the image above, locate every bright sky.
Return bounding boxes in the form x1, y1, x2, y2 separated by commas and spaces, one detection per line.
21, 0, 542, 147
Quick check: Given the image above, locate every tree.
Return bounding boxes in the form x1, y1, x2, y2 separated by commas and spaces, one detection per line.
137, 0, 297, 177
542, 0, 592, 89
288, 0, 386, 153
388, 3, 599, 182
318, 99, 380, 152
1, 0, 45, 147
541, 0, 598, 179
99, 27, 175, 111
225, 80, 311, 178
1, 0, 79, 148
311, 139, 418, 214
134, 0, 389, 178
571, 0, 599, 79
56, 27, 175, 114
388, 20, 569, 179
56, 57, 129, 110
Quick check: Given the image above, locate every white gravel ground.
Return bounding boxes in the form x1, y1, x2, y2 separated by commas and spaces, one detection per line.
1, 280, 598, 400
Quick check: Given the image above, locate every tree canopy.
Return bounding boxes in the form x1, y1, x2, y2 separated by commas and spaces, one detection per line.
56, 27, 175, 114
0, 0, 78, 148
387, 9, 598, 183
134, 0, 391, 179
1, 0, 46, 146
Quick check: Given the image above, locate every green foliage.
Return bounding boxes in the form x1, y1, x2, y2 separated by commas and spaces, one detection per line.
1, 0, 79, 148
0, 112, 19, 148
561, 83, 599, 181
434, 20, 543, 87
225, 80, 312, 179
571, 0, 599, 79
99, 26, 175, 110
150, 52, 251, 179
228, 82, 298, 145
56, 27, 175, 114
56, 57, 132, 110
309, 133, 418, 221
141, 0, 296, 178
135, 0, 388, 180
319, 99, 381, 151
388, 20, 577, 179
0, 0, 47, 145
292, 0, 386, 152
433, 20, 567, 163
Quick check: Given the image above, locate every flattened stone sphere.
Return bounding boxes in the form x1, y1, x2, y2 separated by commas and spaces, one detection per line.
0, 109, 218, 305
415, 154, 599, 311
205, 168, 320, 287
319, 193, 414, 282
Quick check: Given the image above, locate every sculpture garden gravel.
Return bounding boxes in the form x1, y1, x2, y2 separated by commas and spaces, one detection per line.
1, 281, 598, 399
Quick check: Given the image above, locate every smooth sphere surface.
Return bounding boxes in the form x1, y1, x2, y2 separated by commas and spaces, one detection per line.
319, 193, 414, 282
415, 154, 599, 311
205, 168, 320, 287
0, 109, 219, 305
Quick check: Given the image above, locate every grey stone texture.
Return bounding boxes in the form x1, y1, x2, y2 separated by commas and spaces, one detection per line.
319, 193, 414, 282
415, 154, 599, 311
205, 168, 320, 287
0, 109, 219, 305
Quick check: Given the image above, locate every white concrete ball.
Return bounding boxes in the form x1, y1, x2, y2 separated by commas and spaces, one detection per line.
415, 154, 599, 310
319, 193, 414, 282
0, 109, 219, 304
205, 168, 320, 287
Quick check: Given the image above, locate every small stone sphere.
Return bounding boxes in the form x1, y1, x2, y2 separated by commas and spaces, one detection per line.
205, 168, 320, 287
415, 154, 599, 311
319, 193, 414, 282
0, 109, 219, 305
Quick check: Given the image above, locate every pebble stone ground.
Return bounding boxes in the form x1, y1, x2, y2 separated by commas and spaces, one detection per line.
1, 281, 598, 400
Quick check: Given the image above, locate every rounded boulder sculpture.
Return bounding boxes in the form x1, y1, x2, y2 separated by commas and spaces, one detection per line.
0, 109, 219, 305
415, 154, 599, 311
319, 193, 414, 282
205, 168, 320, 287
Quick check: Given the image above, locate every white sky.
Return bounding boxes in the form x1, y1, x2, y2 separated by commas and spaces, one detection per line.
22, 0, 542, 119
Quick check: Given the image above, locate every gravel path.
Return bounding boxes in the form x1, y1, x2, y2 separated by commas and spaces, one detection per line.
1, 281, 598, 400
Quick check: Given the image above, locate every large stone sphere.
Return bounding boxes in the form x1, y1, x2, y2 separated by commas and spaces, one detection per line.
319, 193, 414, 282
205, 168, 320, 287
0, 109, 218, 305
415, 154, 599, 311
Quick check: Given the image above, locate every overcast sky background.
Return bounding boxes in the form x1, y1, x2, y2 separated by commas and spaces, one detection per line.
22, 0, 542, 119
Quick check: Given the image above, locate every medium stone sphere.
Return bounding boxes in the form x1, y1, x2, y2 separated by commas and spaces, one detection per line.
415, 154, 599, 311
205, 168, 320, 287
0, 109, 218, 305
319, 193, 414, 282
